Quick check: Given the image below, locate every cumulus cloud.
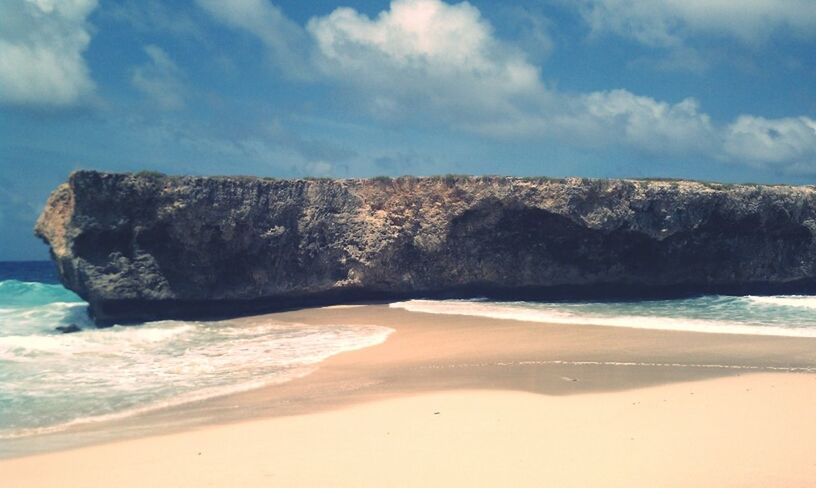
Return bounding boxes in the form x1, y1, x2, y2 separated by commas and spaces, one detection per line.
131, 45, 186, 110
306, 0, 718, 158
570, 91, 717, 155
468, 89, 717, 159
0, 0, 98, 107
199, 0, 816, 173
724, 116, 816, 172
577, 0, 816, 46
195, 0, 313, 79
307, 0, 547, 123
306, 0, 816, 170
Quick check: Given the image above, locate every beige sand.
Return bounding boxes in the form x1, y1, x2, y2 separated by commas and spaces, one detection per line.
2, 374, 815, 487
3, 305, 816, 486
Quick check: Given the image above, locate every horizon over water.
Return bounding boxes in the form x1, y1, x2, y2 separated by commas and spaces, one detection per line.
4, 261, 816, 452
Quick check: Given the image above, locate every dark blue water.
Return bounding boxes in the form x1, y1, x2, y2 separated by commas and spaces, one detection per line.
0, 261, 59, 284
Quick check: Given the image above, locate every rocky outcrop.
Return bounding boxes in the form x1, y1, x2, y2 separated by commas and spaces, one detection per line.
36, 171, 816, 324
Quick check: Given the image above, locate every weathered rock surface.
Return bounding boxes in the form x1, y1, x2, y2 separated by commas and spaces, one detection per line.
36, 171, 816, 324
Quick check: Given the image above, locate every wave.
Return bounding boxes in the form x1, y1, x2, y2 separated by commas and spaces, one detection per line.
390, 299, 816, 338
0, 280, 82, 307
0, 319, 393, 439
0, 277, 396, 441
0, 301, 90, 338
0, 280, 88, 338
746, 295, 816, 310
0, 321, 193, 360
0, 374, 307, 440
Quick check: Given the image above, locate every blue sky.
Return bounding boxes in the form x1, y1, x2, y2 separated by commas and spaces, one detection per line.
1, 0, 815, 260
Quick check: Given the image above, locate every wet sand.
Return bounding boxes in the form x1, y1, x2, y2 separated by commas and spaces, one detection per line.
2, 304, 816, 486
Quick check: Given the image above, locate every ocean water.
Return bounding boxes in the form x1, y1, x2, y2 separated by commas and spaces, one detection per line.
0, 262, 393, 440
390, 296, 816, 338
5, 261, 816, 442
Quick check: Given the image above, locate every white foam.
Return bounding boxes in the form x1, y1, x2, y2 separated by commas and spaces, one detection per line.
390, 299, 816, 338
416, 359, 816, 373
746, 295, 816, 310
0, 301, 90, 337
0, 375, 308, 440
0, 320, 393, 439
0, 322, 193, 357
0, 334, 103, 354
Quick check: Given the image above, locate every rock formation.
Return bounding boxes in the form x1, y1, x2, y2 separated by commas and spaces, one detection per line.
36, 171, 816, 324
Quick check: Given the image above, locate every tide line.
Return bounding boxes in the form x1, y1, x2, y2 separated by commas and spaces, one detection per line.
415, 360, 816, 373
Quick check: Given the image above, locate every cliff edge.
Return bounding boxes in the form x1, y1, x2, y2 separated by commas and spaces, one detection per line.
36, 171, 816, 324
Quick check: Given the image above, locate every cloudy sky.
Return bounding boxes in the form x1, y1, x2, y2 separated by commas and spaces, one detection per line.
2, 0, 816, 259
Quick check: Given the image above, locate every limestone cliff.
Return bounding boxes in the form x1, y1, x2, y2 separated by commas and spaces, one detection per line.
35, 171, 816, 324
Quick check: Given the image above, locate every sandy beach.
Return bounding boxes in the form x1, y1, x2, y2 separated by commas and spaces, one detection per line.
3, 305, 816, 487
8, 0, 816, 484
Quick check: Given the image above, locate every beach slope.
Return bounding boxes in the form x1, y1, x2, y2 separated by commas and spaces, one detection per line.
2, 305, 816, 486
2, 374, 815, 488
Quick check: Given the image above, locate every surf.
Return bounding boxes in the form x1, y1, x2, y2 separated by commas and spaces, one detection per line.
390, 295, 816, 338
0, 278, 393, 440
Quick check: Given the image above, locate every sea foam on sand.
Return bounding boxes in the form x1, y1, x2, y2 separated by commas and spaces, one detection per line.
390, 296, 816, 338
0, 286, 393, 440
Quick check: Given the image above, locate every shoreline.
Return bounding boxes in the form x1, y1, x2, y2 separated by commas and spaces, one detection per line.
4, 375, 816, 487
3, 304, 816, 461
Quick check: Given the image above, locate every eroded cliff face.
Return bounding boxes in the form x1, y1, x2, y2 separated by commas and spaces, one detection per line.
35, 171, 816, 324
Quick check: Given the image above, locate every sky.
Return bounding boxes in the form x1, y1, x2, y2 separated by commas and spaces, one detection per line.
1, 0, 815, 260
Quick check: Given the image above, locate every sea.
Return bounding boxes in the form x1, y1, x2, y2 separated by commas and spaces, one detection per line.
0, 261, 392, 443
3, 261, 816, 444
390, 295, 816, 338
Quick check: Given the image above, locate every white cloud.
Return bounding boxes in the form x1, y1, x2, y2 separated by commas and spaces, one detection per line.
199, 0, 816, 173
131, 45, 186, 110
306, 0, 816, 171
105, 0, 204, 40
578, 0, 816, 46
306, 0, 718, 158
0, 0, 98, 106
307, 0, 548, 123
195, 0, 313, 79
724, 116, 816, 172
573, 91, 717, 155
469, 89, 718, 158
507, 7, 555, 63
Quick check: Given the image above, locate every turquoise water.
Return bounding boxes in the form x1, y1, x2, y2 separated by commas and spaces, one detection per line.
0, 267, 392, 440
391, 295, 816, 337
4, 261, 816, 441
